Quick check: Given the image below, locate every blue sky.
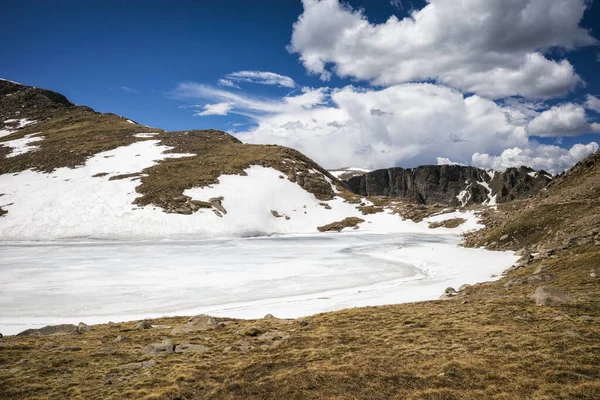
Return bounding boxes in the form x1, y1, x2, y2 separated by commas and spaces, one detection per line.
1, 0, 599, 172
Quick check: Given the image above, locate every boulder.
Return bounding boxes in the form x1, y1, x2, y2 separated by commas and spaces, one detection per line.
143, 339, 174, 355
77, 322, 90, 334
171, 314, 217, 335
241, 326, 263, 337
134, 320, 152, 330
530, 287, 575, 306
17, 324, 78, 337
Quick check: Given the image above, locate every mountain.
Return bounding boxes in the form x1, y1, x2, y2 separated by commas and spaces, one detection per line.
345, 164, 552, 206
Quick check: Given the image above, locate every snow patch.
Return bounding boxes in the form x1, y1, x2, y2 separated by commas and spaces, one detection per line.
1, 133, 44, 158
134, 132, 159, 138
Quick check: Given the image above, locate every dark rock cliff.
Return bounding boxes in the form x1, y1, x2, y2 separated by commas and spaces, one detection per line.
345, 165, 552, 206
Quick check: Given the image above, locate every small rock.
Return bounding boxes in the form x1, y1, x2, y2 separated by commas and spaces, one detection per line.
504, 278, 524, 289
258, 331, 287, 342
530, 286, 575, 306
591, 272, 597, 278
114, 335, 129, 343
77, 322, 89, 334
171, 314, 217, 335
134, 320, 152, 330
500, 234, 509, 241
458, 284, 471, 292
264, 314, 277, 319
297, 319, 309, 327
0, 333, 3, 339
174, 344, 209, 353
143, 339, 174, 355
270, 210, 283, 218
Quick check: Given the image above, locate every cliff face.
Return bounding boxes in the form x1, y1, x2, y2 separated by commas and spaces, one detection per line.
345, 164, 552, 206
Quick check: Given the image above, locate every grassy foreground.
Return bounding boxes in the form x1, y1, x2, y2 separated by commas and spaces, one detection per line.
1, 243, 598, 400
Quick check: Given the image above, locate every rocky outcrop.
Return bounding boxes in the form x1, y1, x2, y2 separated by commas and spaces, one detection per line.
345, 164, 552, 206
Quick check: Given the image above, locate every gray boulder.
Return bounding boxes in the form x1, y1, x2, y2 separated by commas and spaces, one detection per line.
143, 339, 174, 355
171, 314, 217, 335
530, 287, 575, 306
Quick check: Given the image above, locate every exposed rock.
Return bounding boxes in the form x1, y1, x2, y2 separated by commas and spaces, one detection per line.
317, 217, 365, 232
458, 284, 472, 291
134, 320, 152, 330
143, 339, 174, 355
345, 164, 550, 206
114, 335, 129, 343
258, 331, 288, 342
504, 278, 524, 289
209, 197, 227, 214
264, 314, 277, 319
171, 314, 217, 335
270, 210, 283, 218
530, 287, 575, 306
174, 344, 209, 353
17, 324, 78, 337
77, 322, 89, 334
515, 253, 534, 267
445, 287, 458, 295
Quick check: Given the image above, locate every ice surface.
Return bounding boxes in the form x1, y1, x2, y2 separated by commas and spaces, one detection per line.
0, 233, 517, 335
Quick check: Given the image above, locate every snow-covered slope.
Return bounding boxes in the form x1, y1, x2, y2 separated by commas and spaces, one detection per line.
0, 138, 482, 240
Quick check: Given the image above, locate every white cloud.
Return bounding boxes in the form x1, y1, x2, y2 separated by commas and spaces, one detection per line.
526, 103, 592, 137
472, 142, 599, 174
176, 81, 598, 173
585, 94, 600, 113
288, 0, 596, 99
194, 102, 233, 116
224, 71, 296, 88
120, 86, 137, 93
437, 157, 465, 166
236, 83, 532, 169
218, 79, 240, 89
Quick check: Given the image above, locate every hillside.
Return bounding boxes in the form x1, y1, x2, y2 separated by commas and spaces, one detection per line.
345, 164, 552, 206
1, 80, 399, 239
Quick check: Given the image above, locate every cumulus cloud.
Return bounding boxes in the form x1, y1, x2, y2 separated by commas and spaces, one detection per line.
585, 94, 600, 113
223, 71, 296, 88
472, 142, 599, 174
194, 102, 233, 116
177, 80, 597, 172
526, 103, 592, 137
236, 83, 532, 169
288, 0, 596, 99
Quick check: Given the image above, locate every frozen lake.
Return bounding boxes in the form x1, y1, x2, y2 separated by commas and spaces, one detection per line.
0, 233, 517, 335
